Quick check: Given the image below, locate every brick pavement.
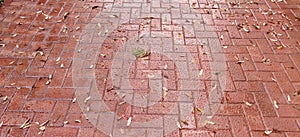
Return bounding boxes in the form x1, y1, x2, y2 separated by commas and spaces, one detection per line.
0, 0, 300, 136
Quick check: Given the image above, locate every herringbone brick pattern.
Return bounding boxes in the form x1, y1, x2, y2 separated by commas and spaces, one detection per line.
0, 0, 300, 136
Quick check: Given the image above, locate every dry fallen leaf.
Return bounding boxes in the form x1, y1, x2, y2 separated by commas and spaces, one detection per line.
276, 45, 283, 50
84, 96, 91, 103
253, 24, 260, 29
262, 58, 271, 65
287, 95, 291, 102
63, 121, 69, 125
199, 69, 203, 76
39, 27, 45, 30
9, 61, 15, 65
89, 65, 94, 69
196, 107, 203, 113
162, 87, 168, 99
45, 80, 51, 85
242, 27, 250, 33
127, 117, 132, 126
12, 34, 17, 37
48, 75, 52, 79
39, 126, 46, 131
2, 96, 8, 102
264, 130, 272, 135
181, 120, 189, 126
63, 12, 69, 19
72, 97, 77, 103
245, 101, 253, 106
206, 121, 215, 125
269, 38, 277, 42
20, 119, 31, 129
176, 121, 182, 129
0, 121, 3, 127
219, 35, 224, 40
100, 54, 106, 57
274, 100, 279, 109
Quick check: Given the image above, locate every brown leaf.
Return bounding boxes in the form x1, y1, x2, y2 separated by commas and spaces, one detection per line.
196, 107, 203, 113
75, 120, 81, 123
181, 120, 189, 126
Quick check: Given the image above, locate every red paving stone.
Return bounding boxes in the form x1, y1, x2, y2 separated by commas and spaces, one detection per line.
0, 0, 300, 136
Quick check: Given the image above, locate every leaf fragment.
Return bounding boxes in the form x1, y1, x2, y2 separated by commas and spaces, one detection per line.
264, 130, 272, 135
56, 57, 61, 62
262, 58, 271, 65
45, 80, 51, 85
287, 95, 291, 102
63, 121, 69, 124
176, 121, 182, 129
12, 34, 17, 37
242, 27, 250, 33
181, 120, 189, 126
126, 117, 132, 126
273, 100, 279, 109
199, 69, 203, 76
206, 121, 215, 125
48, 74, 52, 79
39, 126, 46, 131
72, 97, 77, 103
245, 101, 253, 106
219, 35, 224, 40
0, 121, 3, 127
89, 65, 94, 69
84, 96, 91, 103
196, 107, 203, 113
20, 119, 31, 129
294, 91, 300, 96
63, 12, 69, 19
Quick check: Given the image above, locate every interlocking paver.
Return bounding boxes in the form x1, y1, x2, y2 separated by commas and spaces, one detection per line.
0, 0, 300, 136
